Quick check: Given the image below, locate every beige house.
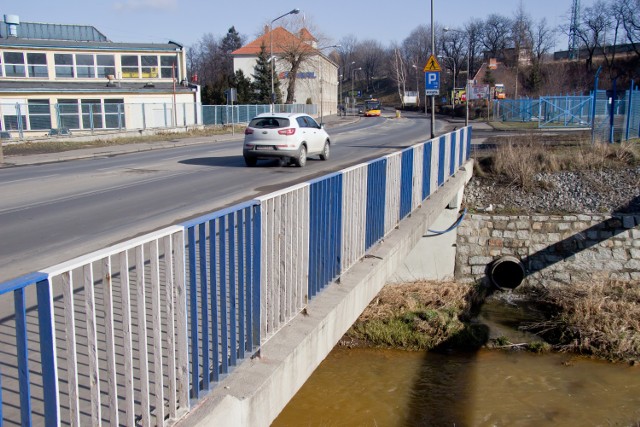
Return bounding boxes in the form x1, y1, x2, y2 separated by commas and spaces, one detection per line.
232, 26, 338, 118
0, 14, 200, 137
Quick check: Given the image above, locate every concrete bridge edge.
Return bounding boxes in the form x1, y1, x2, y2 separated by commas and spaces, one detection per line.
173, 160, 475, 427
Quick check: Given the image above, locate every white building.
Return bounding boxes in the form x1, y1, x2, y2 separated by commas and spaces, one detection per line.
232, 27, 338, 118
0, 14, 201, 137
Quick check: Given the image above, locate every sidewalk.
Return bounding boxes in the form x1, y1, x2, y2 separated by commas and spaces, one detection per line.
1, 114, 360, 167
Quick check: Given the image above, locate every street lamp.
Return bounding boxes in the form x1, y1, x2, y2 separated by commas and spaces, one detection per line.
412, 64, 420, 107
444, 27, 470, 126
437, 55, 455, 110
270, 8, 300, 113
351, 67, 362, 114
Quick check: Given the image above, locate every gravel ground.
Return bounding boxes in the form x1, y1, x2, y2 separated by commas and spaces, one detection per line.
464, 166, 640, 214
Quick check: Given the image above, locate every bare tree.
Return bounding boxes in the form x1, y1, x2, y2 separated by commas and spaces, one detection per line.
273, 16, 331, 103
337, 34, 359, 84
402, 24, 432, 69
613, 0, 640, 58
390, 45, 407, 106
482, 14, 513, 59
440, 30, 466, 90
575, 0, 612, 71
532, 18, 556, 62
465, 19, 484, 80
357, 39, 385, 92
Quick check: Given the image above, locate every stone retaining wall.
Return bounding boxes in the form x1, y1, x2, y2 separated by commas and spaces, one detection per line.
455, 213, 640, 287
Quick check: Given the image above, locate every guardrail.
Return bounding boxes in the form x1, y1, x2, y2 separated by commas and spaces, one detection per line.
0, 126, 471, 426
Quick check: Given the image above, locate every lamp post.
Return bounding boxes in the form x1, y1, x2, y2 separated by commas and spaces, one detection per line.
412, 64, 420, 107
437, 55, 455, 110
444, 27, 470, 126
270, 8, 300, 113
351, 67, 362, 114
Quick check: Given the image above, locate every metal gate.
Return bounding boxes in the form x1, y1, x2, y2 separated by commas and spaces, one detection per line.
538, 96, 592, 128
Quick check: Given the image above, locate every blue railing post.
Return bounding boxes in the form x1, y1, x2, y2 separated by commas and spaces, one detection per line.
36, 278, 60, 427
252, 204, 261, 348
422, 141, 433, 200
198, 224, 210, 390
15, 287, 32, 426
187, 227, 199, 398
209, 218, 220, 383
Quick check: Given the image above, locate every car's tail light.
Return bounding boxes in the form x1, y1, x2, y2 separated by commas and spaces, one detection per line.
278, 128, 296, 136
244, 128, 254, 135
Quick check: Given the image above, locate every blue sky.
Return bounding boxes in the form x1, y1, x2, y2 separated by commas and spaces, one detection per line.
6, 0, 594, 51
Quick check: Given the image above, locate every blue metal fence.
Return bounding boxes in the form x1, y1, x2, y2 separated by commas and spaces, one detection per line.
0, 127, 471, 426
493, 84, 640, 142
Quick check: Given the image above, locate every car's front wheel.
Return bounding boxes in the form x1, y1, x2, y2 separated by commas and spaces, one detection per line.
319, 140, 330, 161
244, 156, 257, 167
295, 145, 307, 167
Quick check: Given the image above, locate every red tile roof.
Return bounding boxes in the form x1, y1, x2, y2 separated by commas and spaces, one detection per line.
232, 26, 317, 56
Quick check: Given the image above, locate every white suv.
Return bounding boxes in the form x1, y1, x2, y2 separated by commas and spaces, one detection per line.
243, 113, 331, 167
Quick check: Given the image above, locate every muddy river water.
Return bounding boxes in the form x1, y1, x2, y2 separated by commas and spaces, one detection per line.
273, 300, 640, 426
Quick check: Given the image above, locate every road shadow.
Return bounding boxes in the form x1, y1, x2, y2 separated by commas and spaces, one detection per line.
180, 156, 297, 168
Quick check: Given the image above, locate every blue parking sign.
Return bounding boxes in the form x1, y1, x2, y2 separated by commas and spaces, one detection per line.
425, 71, 440, 95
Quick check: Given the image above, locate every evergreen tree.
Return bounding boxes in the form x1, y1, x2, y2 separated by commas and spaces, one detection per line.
231, 69, 253, 104
221, 26, 243, 76
252, 43, 282, 104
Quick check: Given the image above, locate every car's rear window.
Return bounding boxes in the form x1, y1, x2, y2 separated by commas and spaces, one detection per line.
249, 117, 290, 129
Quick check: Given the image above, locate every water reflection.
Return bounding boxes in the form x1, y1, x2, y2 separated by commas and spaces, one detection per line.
273, 347, 640, 426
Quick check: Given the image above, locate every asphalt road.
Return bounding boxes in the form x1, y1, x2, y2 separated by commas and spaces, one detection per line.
0, 113, 447, 282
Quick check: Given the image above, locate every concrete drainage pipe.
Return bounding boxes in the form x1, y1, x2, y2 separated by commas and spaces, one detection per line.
489, 256, 525, 290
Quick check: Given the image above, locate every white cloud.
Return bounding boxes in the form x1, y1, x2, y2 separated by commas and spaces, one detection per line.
113, 0, 177, 11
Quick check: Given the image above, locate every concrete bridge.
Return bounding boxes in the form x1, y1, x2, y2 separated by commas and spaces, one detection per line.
0, 126, 473, 426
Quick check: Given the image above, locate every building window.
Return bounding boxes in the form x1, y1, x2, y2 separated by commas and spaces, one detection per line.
141, 55, 159, 78
4, 52, 26, 77
26, 53, 48, 78
97, 55, 115, 78
104, 99, 125, 128
76, 54, 95, 78
54, 54, 74, 78
121, 55, 139, 78
81, 99, 103, 128
0, 54, 4, 77
160, 55, 176, 78
28, 99, 52, 130
58, 99, 80, 129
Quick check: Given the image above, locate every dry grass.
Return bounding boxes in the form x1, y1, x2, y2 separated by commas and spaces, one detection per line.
527, 280, 640, 363
342, 281, 487, 350
476, 136, 640, 190
1, 125, 245, 156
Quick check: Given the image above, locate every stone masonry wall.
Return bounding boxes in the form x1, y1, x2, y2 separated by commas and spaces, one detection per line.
455, 213, 640, 287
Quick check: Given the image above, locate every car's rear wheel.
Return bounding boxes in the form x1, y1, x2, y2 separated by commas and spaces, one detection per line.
295, 145, 307, 167
244, 156, 257, 167
319, 140, 330, 160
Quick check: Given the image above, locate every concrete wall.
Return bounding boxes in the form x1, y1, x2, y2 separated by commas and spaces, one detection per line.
455, 213, 640, 287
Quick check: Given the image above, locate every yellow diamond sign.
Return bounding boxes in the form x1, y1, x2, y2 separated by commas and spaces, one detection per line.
423, 55, 441, 72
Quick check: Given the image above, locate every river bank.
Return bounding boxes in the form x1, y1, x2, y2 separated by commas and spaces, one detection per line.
340, 279, 640, 364
341, 137, 640, 364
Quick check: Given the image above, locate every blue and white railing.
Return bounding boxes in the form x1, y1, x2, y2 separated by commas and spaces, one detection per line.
0, 127, 471, 426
